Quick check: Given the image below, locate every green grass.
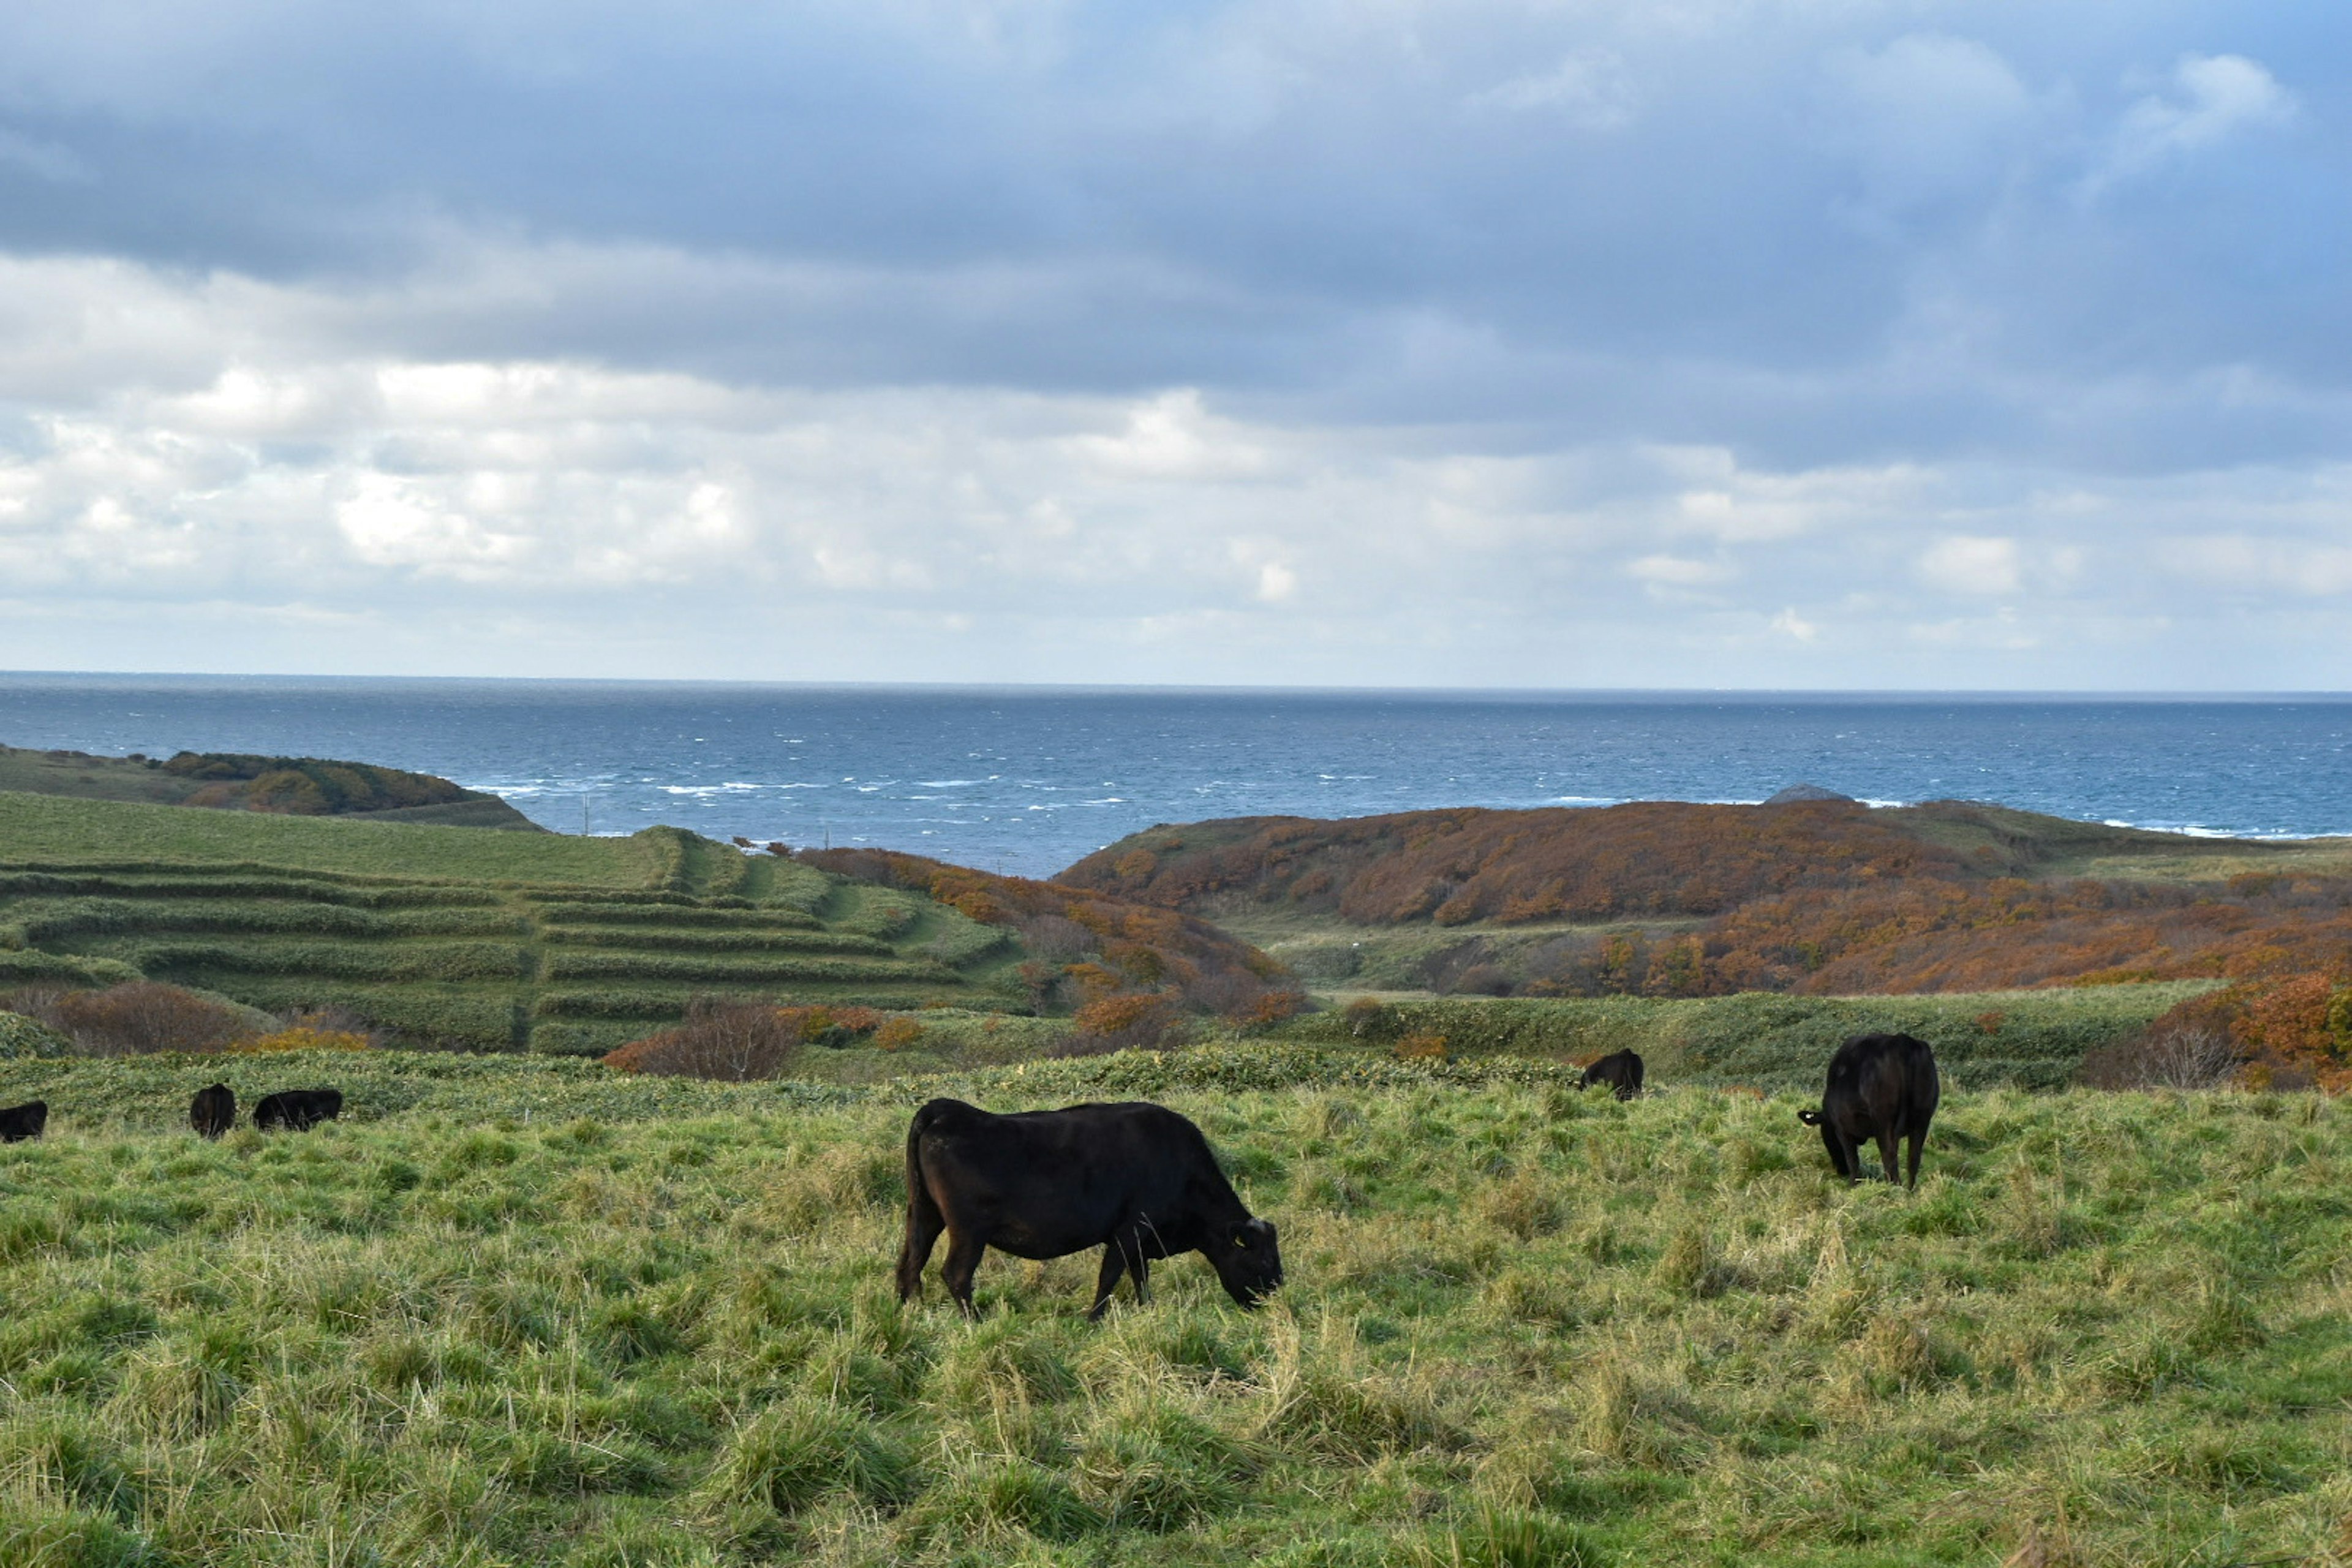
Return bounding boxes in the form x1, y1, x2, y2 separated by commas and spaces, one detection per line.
1275, 984, 2210, 1091
0, 793, 657, 886
0, 1045, 2345, 1565
0, 796, 1035, 1054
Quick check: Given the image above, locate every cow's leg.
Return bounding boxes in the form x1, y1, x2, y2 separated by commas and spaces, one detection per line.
941, 1231, 987, 1320
897, 1188, 946, 1304
1875, 1131, 1901, 1185
1904, 1128, 1926, 1191
1088, 1245, 1128, 1322
1838, 1131, 1862, 1186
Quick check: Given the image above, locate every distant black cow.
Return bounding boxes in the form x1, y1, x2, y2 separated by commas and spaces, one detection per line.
190, 1083, 236, 1140
254, 1088, 342, 1133
0, 1100, 47, 1142
1580, 1049, 1645, 1101
1798, 1033, 1939, 1189
897, 1097, 1283, 1321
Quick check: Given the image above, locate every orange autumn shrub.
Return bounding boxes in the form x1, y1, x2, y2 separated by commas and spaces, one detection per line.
230, 1027, 371, 1054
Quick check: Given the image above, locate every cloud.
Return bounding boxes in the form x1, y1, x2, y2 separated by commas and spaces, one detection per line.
1917, 535, 2021, 596
1820, 34, 2035, 217
1, 5, 2351, 687
1469, 51, 1635, 129
2090, 53, 2297, 190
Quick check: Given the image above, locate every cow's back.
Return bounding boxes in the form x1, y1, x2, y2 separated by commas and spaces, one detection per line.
910, 1098, 1237, 1255
1830, 1033, 1938, 1134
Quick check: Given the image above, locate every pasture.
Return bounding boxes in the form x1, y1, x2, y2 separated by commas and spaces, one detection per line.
2, 1045, 2346, 1566
0, 794, 1022, 1054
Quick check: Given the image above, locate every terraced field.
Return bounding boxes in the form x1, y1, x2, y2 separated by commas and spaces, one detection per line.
0, 794, 1022, 1054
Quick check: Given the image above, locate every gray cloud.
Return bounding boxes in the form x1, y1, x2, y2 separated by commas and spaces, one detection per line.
1, 2, 2349, 687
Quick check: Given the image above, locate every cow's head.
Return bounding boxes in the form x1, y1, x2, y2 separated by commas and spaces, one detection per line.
1205, 1216, 1283, 1308
1795, 1108, 1852, 1178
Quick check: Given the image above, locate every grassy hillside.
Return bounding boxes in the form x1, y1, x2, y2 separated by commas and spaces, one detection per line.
1, 1046, 2345, 1566
1061, 802, 2352, 1015
1273, 984, 2211, 1092
0, 794, 1023, 1054
0, 744, 540, 830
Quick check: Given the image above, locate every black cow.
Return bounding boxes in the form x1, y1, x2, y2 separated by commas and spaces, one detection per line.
1580, 1049, 1645, 1101
0, 1100, 47, 1142
254, 1088, 342, 1133
190, 1083, 236, 1140
1798, 1033, 1939, 1189
897, 1097, 1282, 1321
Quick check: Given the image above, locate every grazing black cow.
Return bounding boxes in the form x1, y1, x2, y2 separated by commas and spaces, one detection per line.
1798, 1032, 1940, 1189
897, 1097, 1283, 1321
190, 1083, 236, 1140
254, 1088, 342, 1132
0, 1100, 47, 1142
1580, 1049, 1645, 1101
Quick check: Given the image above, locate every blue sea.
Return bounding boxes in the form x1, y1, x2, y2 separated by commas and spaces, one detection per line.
3, 676, 2350, 876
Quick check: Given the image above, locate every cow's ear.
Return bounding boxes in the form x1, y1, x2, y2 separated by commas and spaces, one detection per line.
1796, 1109, 1822, 1125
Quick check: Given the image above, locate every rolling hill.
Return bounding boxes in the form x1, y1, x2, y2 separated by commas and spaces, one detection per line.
0, 741, 541, 829
0, 792, 1025, 1054
1058, 801, 2352, 1075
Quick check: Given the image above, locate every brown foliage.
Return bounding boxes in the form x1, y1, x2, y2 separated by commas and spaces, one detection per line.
601, 999, 806, 1081
1058, 801, 1970, 924
799, 846, 1303, 1027
1065, 992, 1185, 1054
5, 982, 257, 1056
2077, 990, 2247, 1090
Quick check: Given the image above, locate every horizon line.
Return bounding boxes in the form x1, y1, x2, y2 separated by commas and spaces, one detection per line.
4, 668, 2352, 702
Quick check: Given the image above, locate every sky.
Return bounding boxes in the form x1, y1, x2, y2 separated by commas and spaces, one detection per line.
1, 0, 2347, 690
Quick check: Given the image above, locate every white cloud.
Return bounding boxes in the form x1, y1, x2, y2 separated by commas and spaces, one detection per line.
1627, 553, 1728, 587
1917, 535, 2021, 596
1770, 608, 1819, 643
2092, 53, 2296, 189
2157, 535, 2352, 597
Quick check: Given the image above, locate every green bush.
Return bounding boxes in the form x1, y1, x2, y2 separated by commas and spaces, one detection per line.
535, 903, 819, 929
0, 1011, 72, 1060
541, 927, 894, 957
540, 952, 956, 986
127, 940, 532, 984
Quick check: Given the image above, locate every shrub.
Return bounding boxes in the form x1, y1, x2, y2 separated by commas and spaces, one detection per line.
873, 1016, 925, 1052
0, 1010, 71, 1060
602, 1000, 804, 1081
1066, 993, 1184, 1054
1394, 1033, 1449, 1061
230, 1026, 372, 1054
5, 982, 260, 1056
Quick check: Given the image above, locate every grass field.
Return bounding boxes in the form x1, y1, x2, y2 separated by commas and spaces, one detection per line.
1275, 986, 2214, 1092
0, 1044, 2345, 1566
0, 795, 1027, 1053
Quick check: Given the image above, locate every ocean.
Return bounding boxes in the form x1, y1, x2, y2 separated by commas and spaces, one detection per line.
3, 675, 2349, 876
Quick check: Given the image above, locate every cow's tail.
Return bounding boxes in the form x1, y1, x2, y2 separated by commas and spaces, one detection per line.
897, 1100, 962, 1302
